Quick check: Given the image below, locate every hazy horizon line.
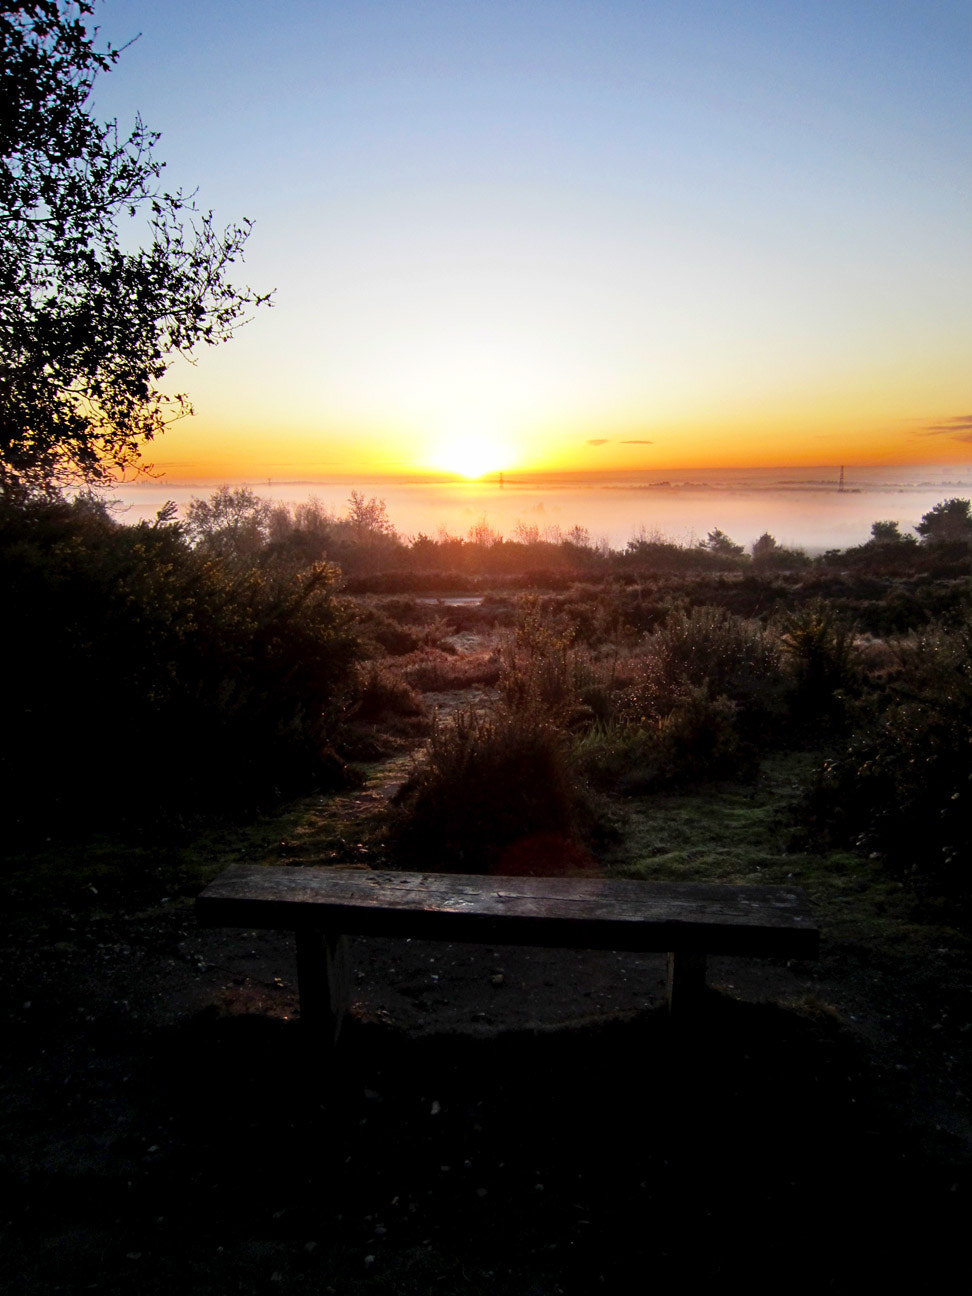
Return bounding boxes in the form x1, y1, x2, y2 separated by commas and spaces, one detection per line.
121, 462, 972, 491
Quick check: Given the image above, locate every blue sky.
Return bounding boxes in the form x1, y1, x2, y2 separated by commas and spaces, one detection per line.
89, 0, 972, 477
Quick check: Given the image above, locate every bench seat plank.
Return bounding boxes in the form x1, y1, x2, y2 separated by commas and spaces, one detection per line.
197, 865, 818, 960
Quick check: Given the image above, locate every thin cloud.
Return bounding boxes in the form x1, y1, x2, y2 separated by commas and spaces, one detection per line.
620, 439, 653, 445
917, 414, 972, 436
586, 438, 610, 446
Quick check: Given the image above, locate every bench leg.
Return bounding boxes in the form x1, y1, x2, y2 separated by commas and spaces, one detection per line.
666, 950, 707, 1016
294, 929, 350, 1050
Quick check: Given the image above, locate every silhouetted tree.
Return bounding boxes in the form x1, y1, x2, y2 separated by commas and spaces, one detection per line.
701, 527, 744, 557
752, 532, 779, 559
468, 516, 501, 547
346, 491, 395, 539
264, 497, 333, 571
1, 2, 270, 489
869, 519, 914, 545
183, 485, 274, 563
915, 499, 972, 545
564, 523, 593, 549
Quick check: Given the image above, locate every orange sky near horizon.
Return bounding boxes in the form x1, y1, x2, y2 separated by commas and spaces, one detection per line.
142, 379, 972, 482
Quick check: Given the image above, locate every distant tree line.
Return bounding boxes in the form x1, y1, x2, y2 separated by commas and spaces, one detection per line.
176, 484, 972, 585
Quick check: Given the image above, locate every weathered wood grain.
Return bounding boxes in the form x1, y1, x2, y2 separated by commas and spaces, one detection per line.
197, 865, 818, 960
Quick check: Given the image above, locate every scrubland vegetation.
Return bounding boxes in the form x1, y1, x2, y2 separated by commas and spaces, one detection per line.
6, 483, 972, 907
5, 483, 972, 1293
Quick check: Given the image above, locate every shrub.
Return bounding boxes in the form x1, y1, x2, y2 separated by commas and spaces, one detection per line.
778, 599, 858, 724
642, 604, 780, 695
0, 493, 361, 834
399, 647, 502, 693
793, 621, 972, 899
633, 604, 786, 743
353, 604, 424, 656
575, 686, 750, 793
653, 686, 749, 784
390, 707, 597, 874
498, 593, 615, 725
349, 663, 425, 725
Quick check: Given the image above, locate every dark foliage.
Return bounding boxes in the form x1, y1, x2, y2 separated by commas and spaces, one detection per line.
778, 599, 859, 728
916, 498, 972, 546
795, 622, 972, 899
636, 603, 787, 744
1, 2, 269, 488
348, 662, 425, 727
391, 707, 597, 875
0, 492, 360, 834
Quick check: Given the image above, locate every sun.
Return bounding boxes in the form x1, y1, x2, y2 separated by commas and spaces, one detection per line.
427, 423, 511, 479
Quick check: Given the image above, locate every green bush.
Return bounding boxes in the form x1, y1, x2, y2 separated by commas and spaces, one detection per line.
390, 706, 596, 874
653, 686, 749, 783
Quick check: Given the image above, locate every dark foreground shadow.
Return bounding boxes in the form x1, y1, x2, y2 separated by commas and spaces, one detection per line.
5, 998, 967, 1294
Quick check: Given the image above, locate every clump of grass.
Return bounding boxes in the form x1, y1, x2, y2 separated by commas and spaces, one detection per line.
572, 722, 659, 793
349, 662, 425, 725
390, 706, 597, 874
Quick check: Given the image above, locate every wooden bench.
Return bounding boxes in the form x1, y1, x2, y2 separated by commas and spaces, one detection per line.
196, 866, 818, 1044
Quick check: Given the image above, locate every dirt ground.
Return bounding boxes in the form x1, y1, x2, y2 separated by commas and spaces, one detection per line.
2, 741, 970, 1292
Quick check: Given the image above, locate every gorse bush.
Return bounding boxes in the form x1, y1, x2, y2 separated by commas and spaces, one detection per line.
391, 706, 596, 874
499, 594, 580, 716
0, 493, 361, 833
653, 686, 748, 784
353, 603, 424, 656
779, 599, 858, 724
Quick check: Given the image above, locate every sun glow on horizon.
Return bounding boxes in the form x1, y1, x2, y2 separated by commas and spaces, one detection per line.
425, 419, 518, 479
